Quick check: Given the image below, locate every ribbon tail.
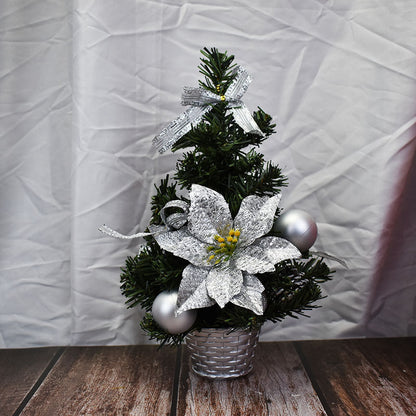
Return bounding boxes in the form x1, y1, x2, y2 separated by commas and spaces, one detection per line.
153, 105, 211, 153
309, 250, 348, 268
99, 225, 155, 240
231, 105, 263, 136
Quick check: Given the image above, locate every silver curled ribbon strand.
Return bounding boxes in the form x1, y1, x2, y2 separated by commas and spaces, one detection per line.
153, 66, 263, 153
159, 200, 189, 230
99, 199, 189, 240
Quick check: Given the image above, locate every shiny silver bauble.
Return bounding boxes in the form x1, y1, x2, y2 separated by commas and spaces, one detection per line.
273, 209, 318, 252
152, 291, 197, 334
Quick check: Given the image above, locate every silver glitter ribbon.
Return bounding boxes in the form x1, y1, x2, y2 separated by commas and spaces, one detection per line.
99, 200, 188, 239
153, 66, 263, 153
98, 225, 153, 240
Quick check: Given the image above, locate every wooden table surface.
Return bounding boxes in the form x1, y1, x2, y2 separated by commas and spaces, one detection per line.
1, 338, 415, 416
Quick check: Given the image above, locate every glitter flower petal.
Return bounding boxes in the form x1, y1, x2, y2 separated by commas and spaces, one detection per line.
230, 273, 265, 315
150, 225, 209, 267
187, 184, 233, 244
233, 194, 281, 247
252, 236, 301, 264
234, 245, 276, 274
206, 264, 244, 308
177, 265, 216, 314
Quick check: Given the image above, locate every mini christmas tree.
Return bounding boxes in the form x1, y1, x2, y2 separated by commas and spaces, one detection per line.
102, 48, 333, 347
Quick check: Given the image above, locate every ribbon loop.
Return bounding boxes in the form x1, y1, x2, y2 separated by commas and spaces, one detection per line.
225, 66, 252, 101
159, 200, 190, 230
153, 65, 263, 153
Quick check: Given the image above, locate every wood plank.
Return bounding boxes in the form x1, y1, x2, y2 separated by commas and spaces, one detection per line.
20, 345, 177, 416
0, 347, 60, 416
176, 341, 327, 416
297, 337, 416, 416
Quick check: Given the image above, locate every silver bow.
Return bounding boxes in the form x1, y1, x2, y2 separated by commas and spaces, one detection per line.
153, 66, 263, 153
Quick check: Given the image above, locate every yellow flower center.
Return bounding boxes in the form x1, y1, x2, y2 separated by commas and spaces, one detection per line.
207, 228, 240, 264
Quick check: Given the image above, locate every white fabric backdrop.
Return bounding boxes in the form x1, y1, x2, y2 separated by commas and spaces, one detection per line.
1, 0, 415, 347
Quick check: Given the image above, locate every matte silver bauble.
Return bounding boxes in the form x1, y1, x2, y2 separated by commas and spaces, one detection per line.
152, 291, 197, 334
273, 209, 318, 252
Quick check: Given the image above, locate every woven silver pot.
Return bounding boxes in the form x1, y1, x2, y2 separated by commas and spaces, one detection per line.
185, 328, 260, 379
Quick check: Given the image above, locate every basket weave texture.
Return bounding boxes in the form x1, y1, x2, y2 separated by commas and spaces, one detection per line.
185, 328, 260, 379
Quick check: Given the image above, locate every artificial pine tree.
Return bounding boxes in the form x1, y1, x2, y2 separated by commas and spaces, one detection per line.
118, 48, 332, 347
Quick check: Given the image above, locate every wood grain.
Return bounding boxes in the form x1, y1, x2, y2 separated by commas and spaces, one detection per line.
3, 338, 415, 415
20, 345, 177, 416
176, 341, 326, 416
0, 347, 59, 416
297, 337, 416, 416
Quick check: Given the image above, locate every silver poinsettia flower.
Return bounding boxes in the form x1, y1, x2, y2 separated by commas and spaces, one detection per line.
150, 184, 301, 316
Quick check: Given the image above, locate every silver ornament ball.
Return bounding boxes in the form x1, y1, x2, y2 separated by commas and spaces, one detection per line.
273, 209, 318, 252
152, 291, 197, 334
